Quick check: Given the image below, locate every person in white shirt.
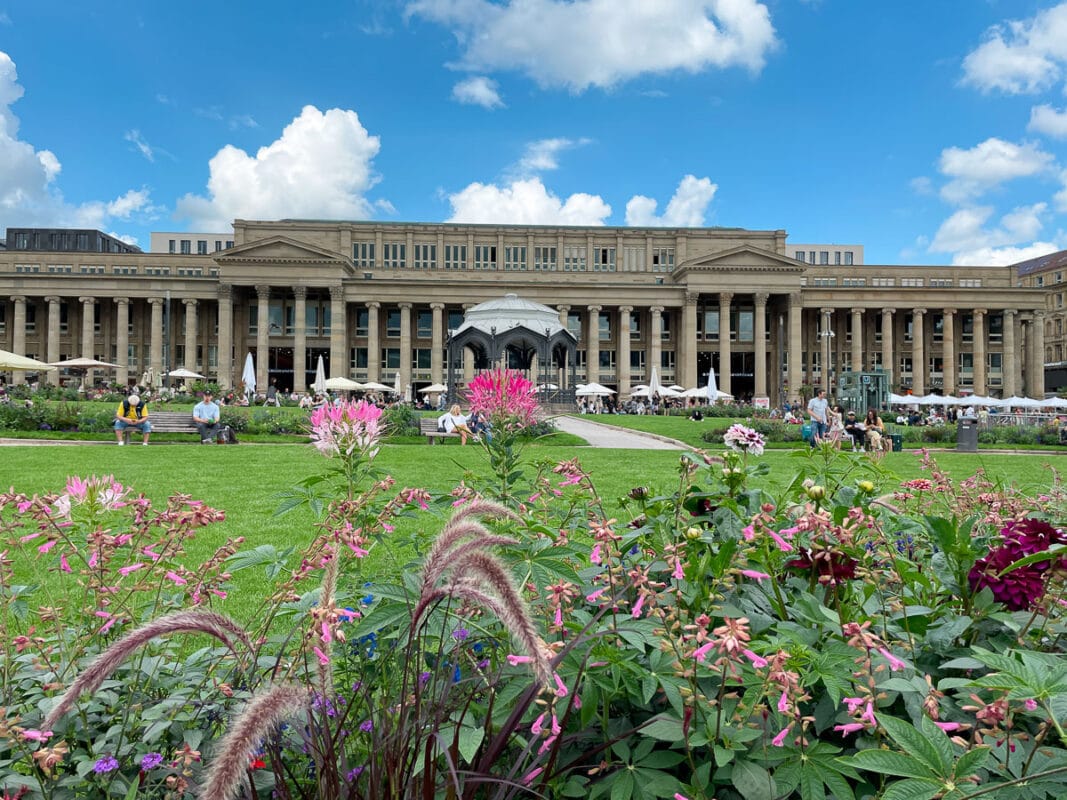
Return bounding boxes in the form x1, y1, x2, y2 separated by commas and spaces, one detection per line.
807, 389, 829, 444
438, 404, 474, 445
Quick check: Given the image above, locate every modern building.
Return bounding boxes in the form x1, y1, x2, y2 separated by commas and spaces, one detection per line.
786, 244, 863, 267
149, 232, 235, 255
5, 227, 141, 254
0, 219, 1050, 402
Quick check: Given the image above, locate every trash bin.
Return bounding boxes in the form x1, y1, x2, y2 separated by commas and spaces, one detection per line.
801, 423, 813, 443
890, 433, 903, 452
957, 416, 978, 453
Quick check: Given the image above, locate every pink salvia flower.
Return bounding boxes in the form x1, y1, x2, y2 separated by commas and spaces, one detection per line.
321, 622, 332, 644
742, 524, 756, 540
672, 558, 684, 580
674, 795, 690, 800
21, 729, 53, 742
590, 543, 602, 564
37, 539, 56, 554
118, 563, 144, 577
741, 569, 771, 581
843, 697, 866, 713
554, 606, 563, 627
165, 571, 187, 586
522, 767, 543, 785
878, 647, 906, 671
772, 727, 790, 747
693, 642, 714, 662
59, 553, 71, 573
553, 672, 569, 697
313, 646, 330, 666
861, 701, 877, 726
743, 649, 768, 668
769, 532, 794, 552
530, 712, 546, 735
507, 654, 533, 666
551, 714, 561, 735
16, 501, 32, 513
631, 594, 645, 619
935, 722, 961, 732
1024, 699, 1039, 711
88, 551, 98, 568
777, 690, 789, 713
834, 723, 866, 735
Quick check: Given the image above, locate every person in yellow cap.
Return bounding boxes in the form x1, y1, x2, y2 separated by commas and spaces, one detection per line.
114, 392, 152, 446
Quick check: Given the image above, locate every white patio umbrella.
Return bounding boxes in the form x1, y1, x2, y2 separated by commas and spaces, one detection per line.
1044, 396, 1067, 408
168, 368, 206, 380
575, 382, 616, 396
242, 353, 256, 398
1003, 396, 1043, 409
361, 381, 392, 392
647, 367, 662, 398
888, 393, 913, 405
49, 357, 121, 369
0, 349, 56, 371
313, 355, 327, 395
392, 372, 402, 397
405, 383, 413, 403
705, 367, 718, 403
419, 383, 448, 393
324, 376, 362, 391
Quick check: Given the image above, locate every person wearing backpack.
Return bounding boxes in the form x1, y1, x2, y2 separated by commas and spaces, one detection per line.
114, 392, 152, 446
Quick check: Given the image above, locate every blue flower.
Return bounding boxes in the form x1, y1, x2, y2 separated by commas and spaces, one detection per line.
452, 628, 469, 641
93, 755, 119, 774
453, 664, 462, 683
140, 753, 163, 771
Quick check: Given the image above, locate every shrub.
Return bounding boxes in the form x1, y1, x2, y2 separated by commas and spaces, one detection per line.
381, 403, 420, 436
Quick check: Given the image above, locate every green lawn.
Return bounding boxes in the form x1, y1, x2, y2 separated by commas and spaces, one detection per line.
2, 440, 1061, 621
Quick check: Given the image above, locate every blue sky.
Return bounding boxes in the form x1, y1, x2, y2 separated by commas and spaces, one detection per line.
4, 1, 1067, 266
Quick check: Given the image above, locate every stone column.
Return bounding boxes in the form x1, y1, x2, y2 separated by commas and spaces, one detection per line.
973, 309, 987, 395
1031, 311, 1046, 397
557, 304, 570, 329
399, 302, 412, 390
881, 308, 895, 384
293, 287, 307, 392
618, 306, 632, 396
217, 284, 233, 390
911, 309, 926, 394
45, 296, 62, 385
330, 284, 346, 383
586, 305, 601, 383
431, 302, 445, 385
681, 294, 699, 388
1003, 309, 1017, 397
787, 293, 802, 398
817, 307, 832, 391
11, 296, 26, 384
79, 296, 95, 360
148, 297, 165, 383
851, 309, 863, 374
367, 302, 381, 382
649, 306, 663, 385
255, 285, 270, 395
754, 293, 769, 398
718, 292, 732, 396
182, 299, 198, 383
942, 310, 956, 395
114, 298, 129, 387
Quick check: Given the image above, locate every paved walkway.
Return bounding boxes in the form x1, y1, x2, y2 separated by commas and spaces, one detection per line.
551, 415, 687, 450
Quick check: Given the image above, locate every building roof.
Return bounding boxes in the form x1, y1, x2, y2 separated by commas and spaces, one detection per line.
454, 293, 568, 338
1014, 248, 1067, 276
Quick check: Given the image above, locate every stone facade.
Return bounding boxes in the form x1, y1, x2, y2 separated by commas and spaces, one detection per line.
0, 219, 1050, 401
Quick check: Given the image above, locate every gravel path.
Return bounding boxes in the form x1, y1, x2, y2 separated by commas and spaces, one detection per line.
551, 416, 687, 450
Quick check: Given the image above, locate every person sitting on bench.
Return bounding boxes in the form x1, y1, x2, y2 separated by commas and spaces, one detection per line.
193, 390, 221, 444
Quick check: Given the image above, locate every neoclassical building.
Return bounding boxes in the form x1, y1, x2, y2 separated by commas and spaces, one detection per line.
0, 219, 1051, 402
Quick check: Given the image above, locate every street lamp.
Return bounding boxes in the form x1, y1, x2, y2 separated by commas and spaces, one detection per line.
819, 325, 835, 394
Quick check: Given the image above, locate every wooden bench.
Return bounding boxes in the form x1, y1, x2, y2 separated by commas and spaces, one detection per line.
121, 410, 199, 442
420, 416, 459, 444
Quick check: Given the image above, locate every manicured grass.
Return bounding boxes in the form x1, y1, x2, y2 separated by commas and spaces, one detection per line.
2, 441, 1060, 622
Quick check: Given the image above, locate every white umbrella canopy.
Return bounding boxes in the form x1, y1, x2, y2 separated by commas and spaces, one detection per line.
1044, 396, 1067, 408
313, 356, 327, 395
576, 382, 616, 396
1003, 396, 1044, 408
361, 381, 393, 392
419, 383, 448, 393
49, 357, 121, 369
0, 349, 56, 371
393, 372, 402, 396
168, 368, 206, 380
705, 367, 719, 403
647, 367, 662, 398
241, 353, 256, 397
888, 392, 913, 405
324, 376, 363, 391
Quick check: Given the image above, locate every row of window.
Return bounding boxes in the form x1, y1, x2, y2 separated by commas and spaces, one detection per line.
794, 250, 856, 265
804, 351, 1007, 373
352, 242, 675, 272
167, 239, 234, 254
806, 277, 984, 288
11, 264, 218, 277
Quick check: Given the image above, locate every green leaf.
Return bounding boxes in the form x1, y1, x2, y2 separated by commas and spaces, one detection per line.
730, 759, 777, 800
610, 770, 634, 800
846, 750, 938, 780
879, 715, 950, 776
123, 779, 140, 800
880, 777, 942, 800
640, 715, 684, 742
456, 725, 484, 764
952, 746, 990, 780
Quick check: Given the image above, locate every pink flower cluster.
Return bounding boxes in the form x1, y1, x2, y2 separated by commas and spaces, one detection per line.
51, 475, 130, 520
465, 368, 539, 432
309, 400, 383, 459
722, 423, 765, 456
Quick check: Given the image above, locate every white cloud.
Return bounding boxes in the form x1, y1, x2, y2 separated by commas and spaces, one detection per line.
625, 175, 717, 227
108, 231, 140, 247
408, 0, 778, 92
938, 137, 1053, 203
909, 176, 933, 195
175, 105, 384, 230
1055, 169, 1067, 213
1028, 104, 1067, 139
512, 137, 590, 176
961, 3, 1067, 94
229, 114, 258, 130
124, 129, 154, 162
445, 177, 611, 225
0, 50, 155, 232
451, 76, 504, 108
929, 203, 1057, 264
949, 242, 1060, 267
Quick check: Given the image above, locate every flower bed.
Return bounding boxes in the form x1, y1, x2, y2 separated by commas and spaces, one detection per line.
2, 373, 1066, 799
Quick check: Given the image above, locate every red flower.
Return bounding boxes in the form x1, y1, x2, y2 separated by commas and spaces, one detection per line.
786, 547, 858, 585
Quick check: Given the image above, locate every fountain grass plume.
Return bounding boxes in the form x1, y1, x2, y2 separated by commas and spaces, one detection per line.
200, 684, 310, 800
43, 609, 253, 731
419, 500, 520, 591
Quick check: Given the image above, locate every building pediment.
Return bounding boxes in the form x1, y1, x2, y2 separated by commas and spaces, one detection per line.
672, 245, 806, 281
214, 236, 354, 275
